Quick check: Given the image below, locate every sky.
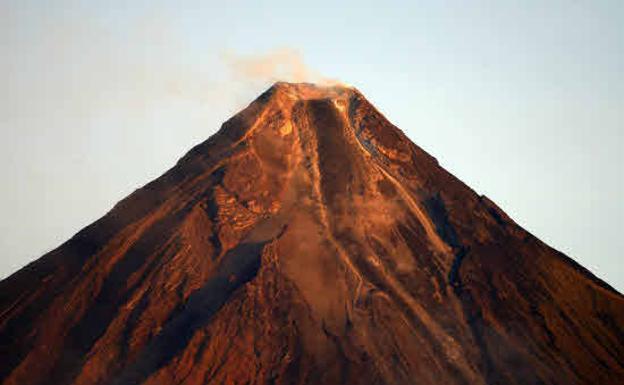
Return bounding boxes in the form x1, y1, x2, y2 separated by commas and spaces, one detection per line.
1, 1, 622, 291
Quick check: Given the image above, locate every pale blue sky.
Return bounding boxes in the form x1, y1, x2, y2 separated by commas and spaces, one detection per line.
1, 1, 623, 291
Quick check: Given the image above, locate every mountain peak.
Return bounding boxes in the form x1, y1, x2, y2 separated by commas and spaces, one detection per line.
268, 81, 356, 100
262, 81, 357, 112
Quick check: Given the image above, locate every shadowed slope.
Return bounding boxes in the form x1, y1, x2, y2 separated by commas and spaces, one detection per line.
1, 82, 623, 385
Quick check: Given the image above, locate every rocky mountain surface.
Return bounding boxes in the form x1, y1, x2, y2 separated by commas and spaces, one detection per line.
1, 82, 623, 385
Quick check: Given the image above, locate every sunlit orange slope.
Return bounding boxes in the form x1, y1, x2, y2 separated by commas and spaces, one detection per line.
1, 83, 623, 385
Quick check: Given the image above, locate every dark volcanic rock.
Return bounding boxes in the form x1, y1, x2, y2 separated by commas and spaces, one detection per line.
1, 82, 623, 385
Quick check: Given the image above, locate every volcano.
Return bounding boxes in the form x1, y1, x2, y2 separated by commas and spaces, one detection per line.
1, 82, 623, 385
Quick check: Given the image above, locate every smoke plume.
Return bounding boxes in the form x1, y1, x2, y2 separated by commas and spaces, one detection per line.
223, 48, 342, 86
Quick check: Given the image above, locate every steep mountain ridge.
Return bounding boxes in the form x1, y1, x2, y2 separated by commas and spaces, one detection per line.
1, 82, 623, 385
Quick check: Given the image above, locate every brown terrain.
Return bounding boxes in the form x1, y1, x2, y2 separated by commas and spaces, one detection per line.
1, 82, 623, 385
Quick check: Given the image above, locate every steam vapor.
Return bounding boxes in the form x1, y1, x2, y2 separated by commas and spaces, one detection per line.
223, 48, 345, 87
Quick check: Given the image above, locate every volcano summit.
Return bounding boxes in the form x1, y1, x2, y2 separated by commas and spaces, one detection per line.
1, 82, 623, 385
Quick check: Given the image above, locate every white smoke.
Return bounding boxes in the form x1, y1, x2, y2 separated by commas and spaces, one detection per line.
222, 48, 345, 87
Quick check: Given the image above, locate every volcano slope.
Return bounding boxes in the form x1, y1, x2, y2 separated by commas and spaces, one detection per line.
1, 82, 623, 385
